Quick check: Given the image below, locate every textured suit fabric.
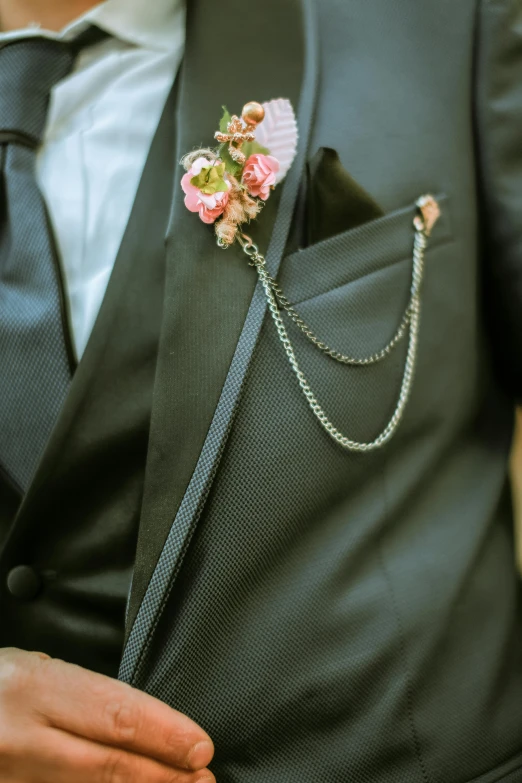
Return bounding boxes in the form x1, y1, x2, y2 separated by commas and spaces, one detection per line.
0, 39, 75, 491
0, 85, 176, 676
118, 1, 522, 782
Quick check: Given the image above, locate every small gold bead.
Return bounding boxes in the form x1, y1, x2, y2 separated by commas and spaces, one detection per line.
242, 101, 265, 126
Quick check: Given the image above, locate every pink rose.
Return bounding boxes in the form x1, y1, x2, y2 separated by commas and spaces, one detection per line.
242, 154, 280, 200
181, 157, 230, 224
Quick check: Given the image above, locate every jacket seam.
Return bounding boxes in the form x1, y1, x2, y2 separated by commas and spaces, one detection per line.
378, 465, 431, 783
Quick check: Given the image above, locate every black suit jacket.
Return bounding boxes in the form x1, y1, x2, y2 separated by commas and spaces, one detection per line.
120, 1, 522, 781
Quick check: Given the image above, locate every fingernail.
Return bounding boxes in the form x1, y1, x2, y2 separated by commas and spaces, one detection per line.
186, 739, 214, 770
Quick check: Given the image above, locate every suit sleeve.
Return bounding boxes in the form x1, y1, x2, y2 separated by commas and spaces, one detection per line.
476, 0, 522, 400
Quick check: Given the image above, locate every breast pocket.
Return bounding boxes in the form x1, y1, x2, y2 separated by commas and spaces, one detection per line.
270, 194, 453, 448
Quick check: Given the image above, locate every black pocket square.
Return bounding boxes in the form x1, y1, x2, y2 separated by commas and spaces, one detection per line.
306, 147, 384, 246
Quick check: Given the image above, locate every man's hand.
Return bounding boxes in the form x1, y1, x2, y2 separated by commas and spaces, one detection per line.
0, 648, 215, 782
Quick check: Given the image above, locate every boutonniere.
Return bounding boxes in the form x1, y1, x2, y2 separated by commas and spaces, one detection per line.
180, 100, 441, 454
181, 99, 298, 247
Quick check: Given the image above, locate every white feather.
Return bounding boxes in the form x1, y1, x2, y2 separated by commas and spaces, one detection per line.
255, 98, 298, 185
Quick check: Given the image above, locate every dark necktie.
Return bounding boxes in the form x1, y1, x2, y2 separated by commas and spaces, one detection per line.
0, 37, 77, 492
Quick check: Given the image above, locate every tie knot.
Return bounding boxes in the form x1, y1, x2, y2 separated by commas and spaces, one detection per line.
0, 38, 75, 147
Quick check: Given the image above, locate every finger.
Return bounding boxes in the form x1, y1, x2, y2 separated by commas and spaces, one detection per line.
31, 657, 214, 771
16, 726, 215, 783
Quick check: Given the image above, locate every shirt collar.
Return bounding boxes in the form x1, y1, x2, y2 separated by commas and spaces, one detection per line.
0, 0, 185, 52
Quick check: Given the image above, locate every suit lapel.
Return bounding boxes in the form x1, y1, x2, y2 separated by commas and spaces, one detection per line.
122, 0, 318, 679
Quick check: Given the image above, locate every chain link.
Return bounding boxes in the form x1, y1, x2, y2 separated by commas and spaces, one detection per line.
237, 210, 430, 452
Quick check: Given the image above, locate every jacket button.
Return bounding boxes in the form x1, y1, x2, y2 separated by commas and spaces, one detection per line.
6, 565, 42, 601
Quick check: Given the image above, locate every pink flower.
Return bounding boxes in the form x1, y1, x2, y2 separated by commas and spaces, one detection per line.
242, 154, 280, 200
181, 157, 230, 224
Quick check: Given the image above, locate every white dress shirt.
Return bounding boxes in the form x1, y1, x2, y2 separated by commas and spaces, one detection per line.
0, 0, 185, 359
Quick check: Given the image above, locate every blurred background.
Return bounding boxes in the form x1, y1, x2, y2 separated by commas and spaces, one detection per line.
510, 410, 522, 573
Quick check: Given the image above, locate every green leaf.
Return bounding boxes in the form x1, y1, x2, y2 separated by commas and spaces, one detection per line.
218, 144, 242, 178
242, 140, 270, 160
219, 106, 232, 133
190, 163, 228, 195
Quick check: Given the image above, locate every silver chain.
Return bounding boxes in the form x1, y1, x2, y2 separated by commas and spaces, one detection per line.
266, 272, 412, 366
235, 207, 430, 452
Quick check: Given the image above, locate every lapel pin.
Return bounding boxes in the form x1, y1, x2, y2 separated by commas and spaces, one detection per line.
181, 98, 298, 247
180, 100, 441, 453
